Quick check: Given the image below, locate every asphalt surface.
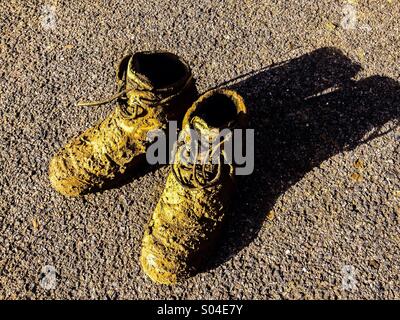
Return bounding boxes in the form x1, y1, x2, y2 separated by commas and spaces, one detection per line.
0, 0, 399, 299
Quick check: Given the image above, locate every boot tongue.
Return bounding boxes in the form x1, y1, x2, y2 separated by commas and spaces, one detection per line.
190, 116, 220, 141
191, 116, 210, 133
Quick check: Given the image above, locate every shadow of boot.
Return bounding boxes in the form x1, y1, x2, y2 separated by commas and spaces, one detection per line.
205, 47, 400, 272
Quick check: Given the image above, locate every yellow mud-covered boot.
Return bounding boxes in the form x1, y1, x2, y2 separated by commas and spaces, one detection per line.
140, 89, 248, 284
49, 51, 197, 196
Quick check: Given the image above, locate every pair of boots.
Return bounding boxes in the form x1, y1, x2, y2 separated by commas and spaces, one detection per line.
49, 51, 248, 284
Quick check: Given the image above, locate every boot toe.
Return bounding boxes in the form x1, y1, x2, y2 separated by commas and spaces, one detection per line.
48, 155, 89, 197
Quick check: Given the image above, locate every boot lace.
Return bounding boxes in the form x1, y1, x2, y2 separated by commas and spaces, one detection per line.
172, 128, 232, 190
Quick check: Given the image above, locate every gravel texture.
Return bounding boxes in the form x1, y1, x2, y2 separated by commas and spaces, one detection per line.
0, 0, 399, 299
